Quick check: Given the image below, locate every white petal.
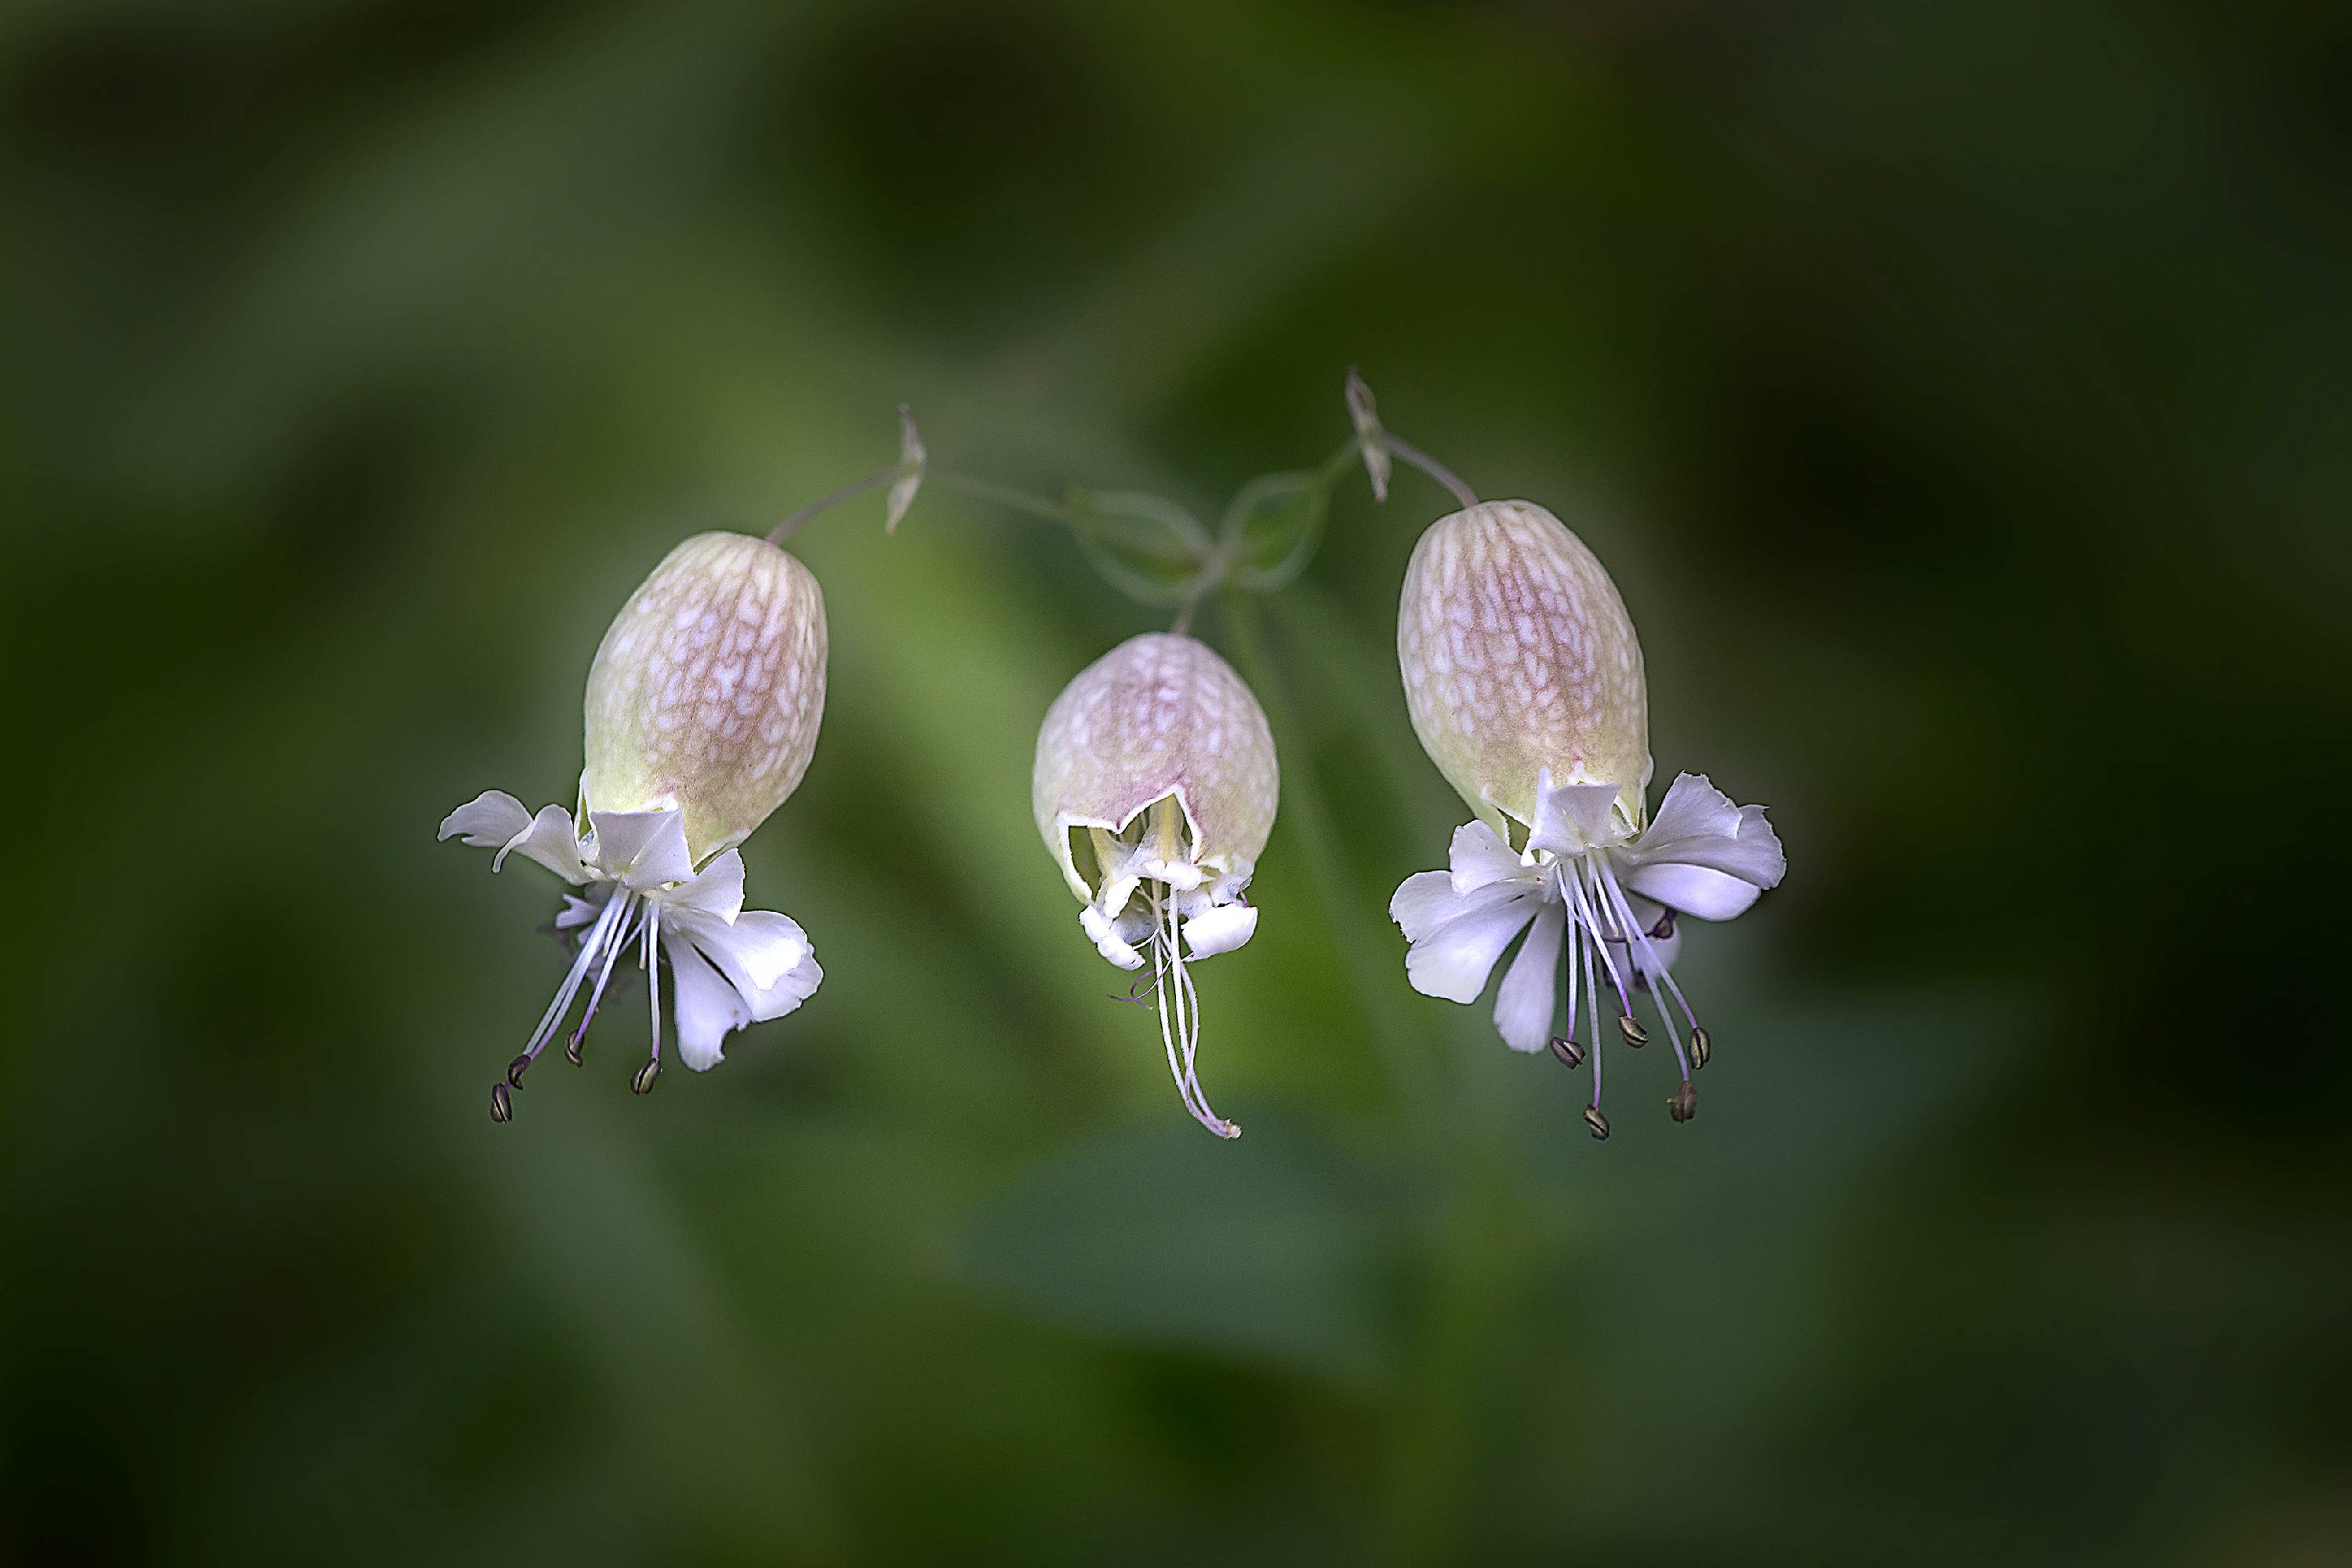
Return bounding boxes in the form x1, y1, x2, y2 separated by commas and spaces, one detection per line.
498, 804, 592, 881
1447, 820, 1526, 896
555, 894, 602, 930
665, 935, 751, 1071
589, 808, 696, 890
1182, 903, 1258, 958
669, 907, 809, 995
1624, 860, 1765, 920
739, 951, 822, 1023
1392, 871, 1458, 943
663, 849, 746, 923
1392, 869, 1526, 945
1082, 906, 1145, 970
1492, 902, 1565, 1052
1624, 772, 1787, 889
438, 790, 530, 848
1405, 894, 1541, 1004
1527, 768, 1625, 858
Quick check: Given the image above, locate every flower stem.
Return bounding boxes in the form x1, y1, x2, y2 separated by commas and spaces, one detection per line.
768, 466, 900, 545
1380, 434, 1479, 510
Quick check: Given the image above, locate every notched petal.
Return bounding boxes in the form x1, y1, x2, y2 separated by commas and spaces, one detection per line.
588, 808, 696, 890
439, 789, 531, 848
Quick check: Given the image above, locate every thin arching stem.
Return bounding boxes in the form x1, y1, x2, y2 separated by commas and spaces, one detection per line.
767, 467, 898, 545
1379, 434, 1479, 509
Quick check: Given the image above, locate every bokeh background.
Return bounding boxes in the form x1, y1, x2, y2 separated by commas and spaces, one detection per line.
6, 1, 2350, 1562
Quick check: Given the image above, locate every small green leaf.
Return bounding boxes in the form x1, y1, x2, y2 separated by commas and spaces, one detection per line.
1065, 488, 1214, 607
1219, 470, 1327, 592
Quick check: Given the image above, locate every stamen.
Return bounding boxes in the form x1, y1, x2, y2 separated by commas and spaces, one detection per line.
1595, 861, 1695, 1086
567, 899, 644, 1066
1668, 1081, 1697, 1123
1690, 1027, 1711, 1070
1147, 884, 1238, 1139
1548, 1035, 1584, 1069
639, 902, 663, 1090
1582, 1105, 1610, 1141
497, 883, 630, 1112
1566, 864, 1636, 1028
1578, 904, 1604, 1116
1617, 1014, 1648, 1047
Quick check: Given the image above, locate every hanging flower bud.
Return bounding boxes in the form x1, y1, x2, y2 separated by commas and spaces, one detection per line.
1398, 500, 1650, 833
438, 532, 826, 1120
1388, 500, 1785, 1135
1033, 633, 1279, 1139
584, 531, 828, 861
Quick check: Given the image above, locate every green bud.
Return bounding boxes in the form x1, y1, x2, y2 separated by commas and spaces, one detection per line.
1397, 500, 1650, 833
583, 532, 826, 862
1033, 633, 1277, 902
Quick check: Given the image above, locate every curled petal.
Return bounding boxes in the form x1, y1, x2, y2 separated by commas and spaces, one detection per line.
665, 848, 746, 923
1624, 772, 1786, 889
670, 907, 811, 996
1493, 902, 1565, 1052
1082, 906, 1145, 970
588, 808, 697, 890
1447, 820, 1527, 897
499, 804, 592, 882
1182, 903, 1258, 958
1623, 860, 1763, 921
1392, 869, 1526, 945
439, 790, 531, 848
1527, 768, 1626, 858
1405, 893, 1541, 1004
663, 910, 822, 1070
666, 937, 751, 1070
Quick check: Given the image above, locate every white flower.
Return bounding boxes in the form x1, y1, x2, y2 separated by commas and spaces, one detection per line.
440, 530, 827, 1120
1392, 499, 1785, 1137
440, 795, 821, 1114
1034, 633, 1279, 1139
1392, 770, 1783, 1129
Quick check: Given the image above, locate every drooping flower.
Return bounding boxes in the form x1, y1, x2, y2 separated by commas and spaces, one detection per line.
1033, 633, 1279, 1138
1390, 500, 1785, 1137
439, 531, 827, 1120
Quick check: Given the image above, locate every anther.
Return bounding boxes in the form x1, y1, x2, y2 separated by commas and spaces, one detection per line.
564, 1033, 586, 1068
506, 1054, 532, 1088
490, 1082, 514, 1123
1548, 1034, 1584, 1069
1690, 1027, 1711, 1070
630, 1060, 662, 1096
1617, 1014, 1648, 1047
1668, 1082, 1697, 1123
1582, 1105, 1611, 1141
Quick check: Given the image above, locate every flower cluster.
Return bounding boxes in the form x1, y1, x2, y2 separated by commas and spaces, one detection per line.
440, 386, 1784, 1144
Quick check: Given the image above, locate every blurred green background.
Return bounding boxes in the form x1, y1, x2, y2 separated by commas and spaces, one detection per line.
6, 1, 2350, 1562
